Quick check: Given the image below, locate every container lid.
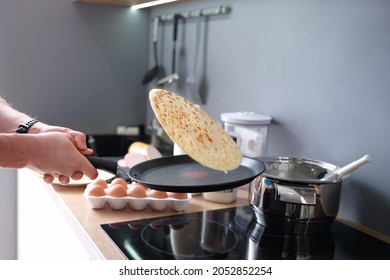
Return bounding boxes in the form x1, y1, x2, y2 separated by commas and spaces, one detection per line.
221, 112, 272, 125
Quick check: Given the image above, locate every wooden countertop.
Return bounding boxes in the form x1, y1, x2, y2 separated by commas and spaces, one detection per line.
39, 173, 249, 260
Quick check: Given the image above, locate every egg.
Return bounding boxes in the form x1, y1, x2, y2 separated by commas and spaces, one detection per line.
90, 178, 108, 189
127, 183, 147, 198
168, 192, 188, 199
104, 184, 128, 197
148, 189, 168, 199
84, 185, 106, 196
110, 178, 128, 188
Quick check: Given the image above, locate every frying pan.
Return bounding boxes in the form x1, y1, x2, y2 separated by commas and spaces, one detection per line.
87, 155, 265, 193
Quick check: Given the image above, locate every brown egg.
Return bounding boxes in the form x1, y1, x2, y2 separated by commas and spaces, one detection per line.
127, 183, 147, 198
84, 185, 106, 196
90, 178, 108, 189
168, 192, 188, 199
148, 189, 168, 199
104, 184, 127, 197
110, 178, 128, 188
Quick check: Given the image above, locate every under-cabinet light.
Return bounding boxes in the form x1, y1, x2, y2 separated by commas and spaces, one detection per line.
131, 0, 178, 10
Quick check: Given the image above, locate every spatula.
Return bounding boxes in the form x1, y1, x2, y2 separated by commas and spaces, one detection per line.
321, 154, 372, 181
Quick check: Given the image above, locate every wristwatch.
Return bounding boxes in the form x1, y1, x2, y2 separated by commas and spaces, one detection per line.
16, 119, 39, 134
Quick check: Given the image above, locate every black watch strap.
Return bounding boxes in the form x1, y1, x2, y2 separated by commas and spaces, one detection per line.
16, 119, 39, 134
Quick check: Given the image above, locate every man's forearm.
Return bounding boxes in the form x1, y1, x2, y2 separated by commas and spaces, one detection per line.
0, 134, 34, 168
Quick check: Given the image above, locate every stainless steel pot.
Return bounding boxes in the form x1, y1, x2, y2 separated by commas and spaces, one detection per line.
249, 157, 345, 235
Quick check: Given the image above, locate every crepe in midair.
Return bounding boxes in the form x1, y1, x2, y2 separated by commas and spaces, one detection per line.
149, 89, 242, 172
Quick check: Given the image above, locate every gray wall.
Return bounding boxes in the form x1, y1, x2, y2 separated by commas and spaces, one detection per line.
0, 0, 388, 244
0, 0, 150, 134
150, 0, 390, 236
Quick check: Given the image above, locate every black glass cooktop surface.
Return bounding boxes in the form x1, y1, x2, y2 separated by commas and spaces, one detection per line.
100, 206, 389, 260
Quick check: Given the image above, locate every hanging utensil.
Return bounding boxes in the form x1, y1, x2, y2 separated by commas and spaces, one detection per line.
142, 17, 160, 85
157, 14, 181, 87
186, 14, 205, 104
156, 73, 179, 86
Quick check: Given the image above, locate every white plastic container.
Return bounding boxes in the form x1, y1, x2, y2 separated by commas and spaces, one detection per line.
221, 112, 272, 158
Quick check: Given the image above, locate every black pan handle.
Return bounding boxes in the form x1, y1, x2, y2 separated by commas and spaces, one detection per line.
86, 156, 132, 182
86, 156, 118, 174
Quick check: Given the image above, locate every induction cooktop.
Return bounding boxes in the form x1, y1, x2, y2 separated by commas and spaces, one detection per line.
100, 206, 389, 260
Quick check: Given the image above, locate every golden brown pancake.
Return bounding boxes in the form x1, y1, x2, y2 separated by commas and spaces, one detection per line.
149, 89, 242, 172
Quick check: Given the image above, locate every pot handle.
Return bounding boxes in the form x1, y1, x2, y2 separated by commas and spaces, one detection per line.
275, 184, 316, 205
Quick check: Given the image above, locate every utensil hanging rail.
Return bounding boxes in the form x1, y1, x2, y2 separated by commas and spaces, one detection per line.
155, 5, 231, 21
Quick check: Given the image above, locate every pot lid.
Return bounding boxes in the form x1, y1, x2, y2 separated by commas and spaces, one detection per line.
221, 112, 272, 125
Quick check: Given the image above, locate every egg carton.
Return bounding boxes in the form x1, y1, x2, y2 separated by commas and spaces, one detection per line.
83, 192, 192, 212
